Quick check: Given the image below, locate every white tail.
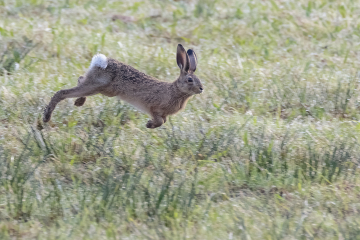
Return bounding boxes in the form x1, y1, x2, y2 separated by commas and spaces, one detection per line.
89, 54, 107, 69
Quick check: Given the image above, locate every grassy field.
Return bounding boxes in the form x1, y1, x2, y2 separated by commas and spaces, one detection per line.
1, 0, 360, 239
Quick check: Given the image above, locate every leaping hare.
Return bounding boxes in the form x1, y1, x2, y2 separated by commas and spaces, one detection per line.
43, 44, 203, 128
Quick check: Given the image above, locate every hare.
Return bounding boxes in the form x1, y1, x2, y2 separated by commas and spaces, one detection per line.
43, 44, 203, 128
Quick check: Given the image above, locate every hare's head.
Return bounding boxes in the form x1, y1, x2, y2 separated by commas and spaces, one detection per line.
175, 44, 203, 95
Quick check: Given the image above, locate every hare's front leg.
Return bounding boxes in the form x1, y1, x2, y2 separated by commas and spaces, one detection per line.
146, 114, 164, 129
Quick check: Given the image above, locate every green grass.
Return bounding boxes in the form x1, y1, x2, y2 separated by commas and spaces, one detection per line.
1, 0, 360, 239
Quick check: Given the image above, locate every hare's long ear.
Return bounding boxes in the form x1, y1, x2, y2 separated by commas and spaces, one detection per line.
187, 49, 197, 72
176, 44, 189, 73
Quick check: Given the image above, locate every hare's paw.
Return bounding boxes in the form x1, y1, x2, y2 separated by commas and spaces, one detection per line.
43, 107, 52, 122
146, 120, 154, 128
74, 97, 86, 107
146, 118, 163, 129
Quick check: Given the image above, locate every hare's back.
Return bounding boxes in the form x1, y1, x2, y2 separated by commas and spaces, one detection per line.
107, 58, 159, 86
103, 58, 168, 102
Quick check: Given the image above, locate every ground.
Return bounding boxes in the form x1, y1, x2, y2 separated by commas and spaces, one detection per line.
1, 0, 360, 239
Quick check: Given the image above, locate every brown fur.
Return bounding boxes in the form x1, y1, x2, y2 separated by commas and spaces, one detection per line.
43, 44, 203, 128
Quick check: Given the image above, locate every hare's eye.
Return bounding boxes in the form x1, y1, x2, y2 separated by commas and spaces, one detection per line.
188, 77, 193, 83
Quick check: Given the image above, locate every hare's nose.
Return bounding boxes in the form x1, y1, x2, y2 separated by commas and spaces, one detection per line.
199, 87, 203, 91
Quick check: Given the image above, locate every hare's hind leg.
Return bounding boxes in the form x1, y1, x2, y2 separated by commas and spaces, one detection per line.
43, 84, 100, 122
74, 97, 86, 106
74, 76, 87, 107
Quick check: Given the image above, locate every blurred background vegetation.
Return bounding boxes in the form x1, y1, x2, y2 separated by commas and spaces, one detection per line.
1, 0, 360, 239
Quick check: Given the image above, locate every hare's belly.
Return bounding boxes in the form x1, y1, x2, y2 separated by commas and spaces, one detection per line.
116, 95, 150, 114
